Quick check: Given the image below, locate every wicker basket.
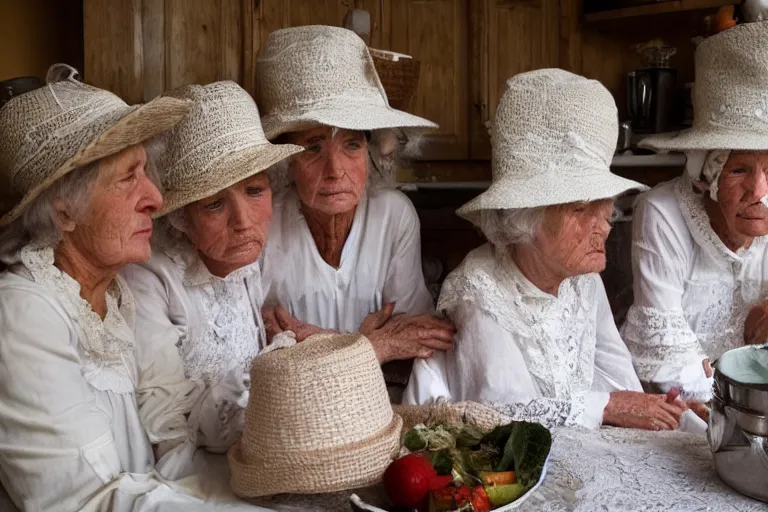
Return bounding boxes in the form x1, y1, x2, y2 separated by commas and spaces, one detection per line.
370, 49, 421, 111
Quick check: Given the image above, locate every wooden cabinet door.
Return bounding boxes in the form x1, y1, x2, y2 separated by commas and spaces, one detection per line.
85, 0, 250, 102
470, 0, 560, 159
387, 0, 470, 160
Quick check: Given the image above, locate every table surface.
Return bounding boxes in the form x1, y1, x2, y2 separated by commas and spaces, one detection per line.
1, 427, 765, 512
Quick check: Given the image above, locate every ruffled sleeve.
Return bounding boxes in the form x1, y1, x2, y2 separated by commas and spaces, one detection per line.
622, 192, 712, 399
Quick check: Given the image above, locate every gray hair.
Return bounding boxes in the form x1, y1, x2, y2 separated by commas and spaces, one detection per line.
477, 207, 547, 249
478, 200, 622, 251
0, 138, 165, 264
268, 128, 424, 193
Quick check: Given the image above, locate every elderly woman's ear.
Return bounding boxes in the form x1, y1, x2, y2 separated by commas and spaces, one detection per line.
51, 199, 79, 232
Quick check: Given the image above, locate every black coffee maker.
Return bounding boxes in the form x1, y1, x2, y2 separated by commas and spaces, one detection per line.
0, 76, 43, 109
627, 44, 680, 133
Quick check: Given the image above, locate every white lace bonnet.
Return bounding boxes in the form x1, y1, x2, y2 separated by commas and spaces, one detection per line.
155, 81, 303, 217
0, 64, 190, 227
456, 69, 646, 224
256, 25, 438, 140
229, 333, 402, 497
640, 22, 768, 152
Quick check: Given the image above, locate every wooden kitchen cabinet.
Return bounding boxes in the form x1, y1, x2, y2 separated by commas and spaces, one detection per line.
469, 0, 561, 159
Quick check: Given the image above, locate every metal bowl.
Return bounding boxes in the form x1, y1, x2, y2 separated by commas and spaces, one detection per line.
714, 363, 768, 415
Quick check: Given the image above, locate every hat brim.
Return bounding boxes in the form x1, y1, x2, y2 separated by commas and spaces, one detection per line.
0, 96, 190, 227
261, 103, 438, 140
156, 141, 304, 217
228, 412, 402, 498
639, 126, 768, 152
457, 168, 648, 225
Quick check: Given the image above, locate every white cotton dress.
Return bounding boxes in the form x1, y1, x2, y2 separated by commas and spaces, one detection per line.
260, 187, 434, 331
122, 245, 267, 478
622, 176, 768, 400
404, 244, 642, 429
0, 245, 246, 512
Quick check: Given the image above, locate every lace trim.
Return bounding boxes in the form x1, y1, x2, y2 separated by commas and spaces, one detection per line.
439, 247, 597, 427
484, 395, 587, 430
19, 245, 138, 393
162, 245, 264, 384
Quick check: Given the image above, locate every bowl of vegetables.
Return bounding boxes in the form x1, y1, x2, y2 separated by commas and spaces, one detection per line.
377, 411, 552, 512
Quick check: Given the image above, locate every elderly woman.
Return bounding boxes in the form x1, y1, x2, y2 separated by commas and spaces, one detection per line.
0, 65, 203, 511
256, 26, 454, 373
404, 69, 699, 432
622, 22, 768, 401
122, 82, 302, 473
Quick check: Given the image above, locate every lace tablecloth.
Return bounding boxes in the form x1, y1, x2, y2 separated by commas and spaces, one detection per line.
0, 427, 763, 511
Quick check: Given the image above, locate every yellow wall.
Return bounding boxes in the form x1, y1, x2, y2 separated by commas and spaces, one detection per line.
0, 0, 83, 82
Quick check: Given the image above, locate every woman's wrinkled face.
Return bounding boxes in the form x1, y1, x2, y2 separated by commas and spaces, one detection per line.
715, 151, 768, 238
536, 199, 614, 277
184, 173, 272, 277
289, 126, 368, 215
64, 144, 162, 268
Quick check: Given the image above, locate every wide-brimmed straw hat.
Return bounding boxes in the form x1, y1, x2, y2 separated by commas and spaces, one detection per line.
641, 21, 768, 152
256, 25, 438, 140
229, 333, 402, 498
457, 69, 645, 224
155, 81, 303, 216
0, 63, 190, 227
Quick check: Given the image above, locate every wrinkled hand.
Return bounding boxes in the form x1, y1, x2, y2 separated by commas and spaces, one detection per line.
744, 302, 768, 345
603, 390, 688, 431
359, 303, 396, 336
262, 305, 330, 342
666, 386, 709, 423
366, 312, 455, 364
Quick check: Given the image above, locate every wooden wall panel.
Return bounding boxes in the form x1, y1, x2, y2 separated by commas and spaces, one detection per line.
84, 0, 144, 103
390, 0, 469, 160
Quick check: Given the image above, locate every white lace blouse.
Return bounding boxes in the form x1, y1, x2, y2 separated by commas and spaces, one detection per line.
404, 244, 642, 429
261, 187, 434, 331
0, 245, 211, 512
622, 176, 768, 400
123, 246, 267, 463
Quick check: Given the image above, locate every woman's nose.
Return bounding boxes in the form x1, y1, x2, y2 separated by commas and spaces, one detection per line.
230, 195, 256, 230
137, 175, 163, 213
748, 170, 768, 202
323, 150, 347, 179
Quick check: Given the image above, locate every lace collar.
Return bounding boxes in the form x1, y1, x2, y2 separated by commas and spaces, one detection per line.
18, 245, 138, 394
162, 242, 262, 288
675, 175, 768, 267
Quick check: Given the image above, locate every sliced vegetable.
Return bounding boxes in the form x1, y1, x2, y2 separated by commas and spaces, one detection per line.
485, 483, 526, 507
481, 471, 516, 486
470, 485, 492, 512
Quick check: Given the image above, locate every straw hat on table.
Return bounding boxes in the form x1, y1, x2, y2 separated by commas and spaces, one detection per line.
456, 68, 646, 225
641, 21, 768, 152
0, 63, 190, 227
154, 81, 304, 217
229, 333, 403, 498
256, 25, 437, 140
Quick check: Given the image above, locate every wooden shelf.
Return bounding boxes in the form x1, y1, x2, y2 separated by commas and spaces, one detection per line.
584, 0, 739, 23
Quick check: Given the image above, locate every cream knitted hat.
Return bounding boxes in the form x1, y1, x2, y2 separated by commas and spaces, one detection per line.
256, 25, 438, 140
0, 64, 190, 227
457, 69, 645, 223
228, 333, 402, 497
155, 81, 303, 216
641, 21, 768, 151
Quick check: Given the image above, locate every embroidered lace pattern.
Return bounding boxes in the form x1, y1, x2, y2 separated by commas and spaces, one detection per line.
164, 247, 264, 385
437, 249, 598, 429
624, 177, 768, 380
19, 245, 138, 393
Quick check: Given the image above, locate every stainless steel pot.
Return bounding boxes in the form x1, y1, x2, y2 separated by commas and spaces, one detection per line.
714, 360, 768, 414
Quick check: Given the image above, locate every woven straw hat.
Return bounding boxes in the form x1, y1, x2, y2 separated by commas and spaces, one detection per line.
229, 333, 402, 497
642, 22, 768, 151
256, 25, 438, 140
457, 69, 645, 224
155, 81, 303, 216
0, 64, 190, 227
